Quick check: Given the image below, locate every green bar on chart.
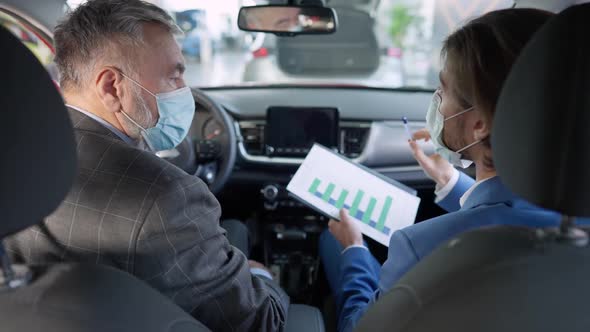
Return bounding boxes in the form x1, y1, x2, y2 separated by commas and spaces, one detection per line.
349, 190, 365, 216
308, 178, 321, 194
376, 196, 393, 231
362, 197, 377, 224
335, 190, 349, 209
322, 183, 336, 202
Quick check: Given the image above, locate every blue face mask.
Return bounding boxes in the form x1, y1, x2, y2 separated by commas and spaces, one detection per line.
119, 72, 195, 152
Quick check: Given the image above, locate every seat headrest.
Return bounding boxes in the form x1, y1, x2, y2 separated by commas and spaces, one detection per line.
493, 3, 590, 217
0, 26, 76, 238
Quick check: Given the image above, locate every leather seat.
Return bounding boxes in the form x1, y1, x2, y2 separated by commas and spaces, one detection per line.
355, 3, 590, 332
0, 25, 209, 332
286, 304, 326, 332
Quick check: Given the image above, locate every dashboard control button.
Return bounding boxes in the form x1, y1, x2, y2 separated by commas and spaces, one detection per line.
261, 185, 280, 201
266, 145, 276, 155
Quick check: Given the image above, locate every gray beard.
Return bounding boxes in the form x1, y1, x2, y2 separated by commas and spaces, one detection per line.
120, 85, 155, 141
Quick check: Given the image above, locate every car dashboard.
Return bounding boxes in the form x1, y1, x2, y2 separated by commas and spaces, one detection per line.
191, 86, 452, 303
201, 86, 437, 182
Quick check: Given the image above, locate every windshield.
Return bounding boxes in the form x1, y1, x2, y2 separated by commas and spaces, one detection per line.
67, 0, 513, 89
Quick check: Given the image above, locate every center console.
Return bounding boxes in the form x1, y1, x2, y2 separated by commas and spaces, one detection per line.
260, 183, 327, 302
256, 106, 342, 301
238, 117, 371, 163
265, 106, 339, 157
238, 106, 372, 302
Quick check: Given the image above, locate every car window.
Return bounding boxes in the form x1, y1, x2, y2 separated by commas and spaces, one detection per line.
0, 10, 58, 81
66, 0, 513, 89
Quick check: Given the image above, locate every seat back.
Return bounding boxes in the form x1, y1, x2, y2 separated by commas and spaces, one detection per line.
1, 264, 211, 332
356, 226, 590, 332
356, 3, 590, 332
0, 25, 209, 332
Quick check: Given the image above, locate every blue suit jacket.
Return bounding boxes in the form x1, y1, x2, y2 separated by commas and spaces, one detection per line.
336, 173, 590, 332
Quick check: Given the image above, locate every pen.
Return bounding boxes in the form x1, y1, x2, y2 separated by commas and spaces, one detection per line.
402, 117, 413, 140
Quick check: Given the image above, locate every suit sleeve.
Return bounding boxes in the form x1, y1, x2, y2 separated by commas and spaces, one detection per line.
436, 171, 476, 213
337, 229, 421, 332
133, 175, 289, 332
377, 230, 420, 294
337, 247, 381, 332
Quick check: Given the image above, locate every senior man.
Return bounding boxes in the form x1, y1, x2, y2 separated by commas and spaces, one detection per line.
5, 0, 289, 331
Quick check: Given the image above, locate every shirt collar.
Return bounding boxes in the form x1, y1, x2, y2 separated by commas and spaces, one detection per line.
66, 104, 135, 146
459, 176, 497, 208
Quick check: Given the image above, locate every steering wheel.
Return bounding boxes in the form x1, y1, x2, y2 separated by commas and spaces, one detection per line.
160, 89, 236, 195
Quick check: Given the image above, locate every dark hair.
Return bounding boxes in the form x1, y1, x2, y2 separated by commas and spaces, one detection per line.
54, 0, 179, 91
441, 8, 553, 168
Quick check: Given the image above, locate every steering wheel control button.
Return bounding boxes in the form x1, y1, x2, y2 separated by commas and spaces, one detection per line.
195, 139, 221, 161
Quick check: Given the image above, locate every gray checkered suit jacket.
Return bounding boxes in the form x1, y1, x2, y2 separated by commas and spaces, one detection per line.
6, 108, 289, 331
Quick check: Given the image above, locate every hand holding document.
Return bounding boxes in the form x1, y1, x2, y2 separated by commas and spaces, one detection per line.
287, 144, 421, 246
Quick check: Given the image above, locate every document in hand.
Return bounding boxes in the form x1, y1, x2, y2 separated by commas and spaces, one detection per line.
287, 144, 421, 246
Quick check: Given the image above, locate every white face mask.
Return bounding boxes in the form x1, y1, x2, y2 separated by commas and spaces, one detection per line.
425, 90, 481, 168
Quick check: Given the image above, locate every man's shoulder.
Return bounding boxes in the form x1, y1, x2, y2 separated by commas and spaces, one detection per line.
397, 203, 561, 258
73, 128, 194, 194
402, 206, 508, 239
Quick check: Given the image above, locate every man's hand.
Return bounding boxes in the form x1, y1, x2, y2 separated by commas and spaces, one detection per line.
249, 260, 270, 272
328, 210, 364, 249
248, 259, 275, 280
412, 128, 431, 142
409, 128, 455, 188
248, 260, 275, 280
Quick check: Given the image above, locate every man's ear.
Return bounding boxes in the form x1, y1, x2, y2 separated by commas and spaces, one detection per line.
472, 109, 492, 141
95, 67, 125, 114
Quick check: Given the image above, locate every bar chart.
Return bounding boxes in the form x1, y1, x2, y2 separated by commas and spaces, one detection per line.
308, 178, 392, 235
287, 145, 421, 246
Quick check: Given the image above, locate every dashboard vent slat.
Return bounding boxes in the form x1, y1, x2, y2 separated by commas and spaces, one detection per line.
239, 122, 265, 156
340, 126, 370, 158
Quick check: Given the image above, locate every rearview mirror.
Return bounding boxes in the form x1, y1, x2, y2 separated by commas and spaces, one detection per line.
238, 5, 337, 35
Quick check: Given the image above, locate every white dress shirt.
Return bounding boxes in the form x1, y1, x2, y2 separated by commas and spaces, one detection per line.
66, 104, 135, 145
435, 168, 495, 208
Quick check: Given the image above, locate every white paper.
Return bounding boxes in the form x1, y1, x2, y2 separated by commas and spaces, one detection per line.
287, 145, 421, 247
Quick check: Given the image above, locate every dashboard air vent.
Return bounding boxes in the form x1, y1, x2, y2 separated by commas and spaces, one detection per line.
239, 122, 265, 155
340, 125, 370, 158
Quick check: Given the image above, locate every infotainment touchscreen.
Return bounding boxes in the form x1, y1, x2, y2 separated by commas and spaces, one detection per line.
266, 107, 339, 156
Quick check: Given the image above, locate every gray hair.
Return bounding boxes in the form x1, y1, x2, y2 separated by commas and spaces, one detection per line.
54, 0, 180, 91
